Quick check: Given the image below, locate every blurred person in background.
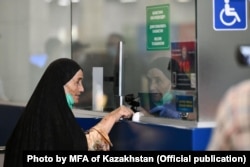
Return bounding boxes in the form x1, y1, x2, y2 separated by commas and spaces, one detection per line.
29, 37, 64, 92
208, 45, 250, 150
71, 41, 89, 66
78, 33, 125, 111
207, 79, 250, 150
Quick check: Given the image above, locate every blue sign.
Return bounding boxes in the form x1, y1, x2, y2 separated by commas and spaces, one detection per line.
175, 95, 193, 113
213, 0, 247, 31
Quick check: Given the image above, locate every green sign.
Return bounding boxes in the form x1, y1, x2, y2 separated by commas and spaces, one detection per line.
146, 4, 170, 50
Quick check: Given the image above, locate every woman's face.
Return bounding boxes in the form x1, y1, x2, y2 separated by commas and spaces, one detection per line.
147, 68, 171, 102
64, 69, 84, 104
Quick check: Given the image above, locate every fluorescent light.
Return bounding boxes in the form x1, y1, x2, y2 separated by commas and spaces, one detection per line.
71, 0, 80, 3
58, 0, 70, 6
120, 0, 137, 3
177, 0, 191, 3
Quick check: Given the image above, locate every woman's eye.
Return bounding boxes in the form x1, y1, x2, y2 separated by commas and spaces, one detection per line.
77, 80, 82, 86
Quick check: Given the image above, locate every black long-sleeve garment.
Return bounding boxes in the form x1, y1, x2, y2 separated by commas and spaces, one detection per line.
4, 58, 88, 167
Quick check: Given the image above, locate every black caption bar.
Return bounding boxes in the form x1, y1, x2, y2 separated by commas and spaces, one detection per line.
23, 151, 249, 167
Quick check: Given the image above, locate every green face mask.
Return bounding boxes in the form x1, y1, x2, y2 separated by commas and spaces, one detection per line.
66, 93, 74, 109
162, 91, 173, 104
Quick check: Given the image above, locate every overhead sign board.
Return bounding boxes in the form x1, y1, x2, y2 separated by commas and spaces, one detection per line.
146, 4, 170, 50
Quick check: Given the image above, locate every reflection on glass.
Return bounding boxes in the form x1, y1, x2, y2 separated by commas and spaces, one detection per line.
71, 0, 196, 121
0, 0, 197, 122
138, 57, 196, 121
143, 57, 180, 119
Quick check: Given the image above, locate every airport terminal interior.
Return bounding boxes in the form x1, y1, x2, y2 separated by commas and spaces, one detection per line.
1, 0, 250, 165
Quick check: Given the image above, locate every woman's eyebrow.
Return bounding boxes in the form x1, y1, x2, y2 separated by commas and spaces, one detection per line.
78, 76, 83, 80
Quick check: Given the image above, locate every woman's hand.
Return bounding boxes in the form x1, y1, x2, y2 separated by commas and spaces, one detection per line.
112, 105, 134, 122
91, 105, 134, 140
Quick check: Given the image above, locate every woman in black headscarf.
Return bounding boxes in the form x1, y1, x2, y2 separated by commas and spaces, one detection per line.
3, 58, 133, 167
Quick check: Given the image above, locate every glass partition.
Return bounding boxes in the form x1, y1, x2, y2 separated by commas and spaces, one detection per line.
2, 0, 250, 124
0, 0, 196, 122
71, 0, 197, 121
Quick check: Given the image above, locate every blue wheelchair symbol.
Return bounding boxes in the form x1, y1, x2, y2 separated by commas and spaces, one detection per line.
213, 0, 247, 30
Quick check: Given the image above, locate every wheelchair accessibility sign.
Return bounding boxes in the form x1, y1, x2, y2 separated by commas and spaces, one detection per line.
213, 0, 247, 31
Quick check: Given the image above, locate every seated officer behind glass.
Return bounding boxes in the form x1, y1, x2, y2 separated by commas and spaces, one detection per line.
139, 57, 196, 120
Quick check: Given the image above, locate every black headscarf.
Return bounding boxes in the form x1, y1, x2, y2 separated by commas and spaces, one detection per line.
147, 57, 171, 79
4, 58, 88, 167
